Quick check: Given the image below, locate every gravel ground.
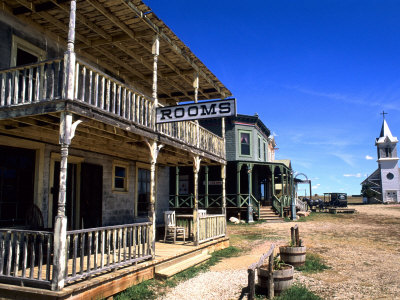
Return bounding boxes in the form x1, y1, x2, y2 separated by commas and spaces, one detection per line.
159, 204, 400, 300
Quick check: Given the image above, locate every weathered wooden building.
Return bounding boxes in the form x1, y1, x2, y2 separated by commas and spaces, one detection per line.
0, 0, 231, 298
170, 114, 295, 221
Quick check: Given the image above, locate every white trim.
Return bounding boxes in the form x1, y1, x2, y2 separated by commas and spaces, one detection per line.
10, 35, 46, 67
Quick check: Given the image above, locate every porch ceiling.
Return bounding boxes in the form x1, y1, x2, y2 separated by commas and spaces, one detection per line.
2, 0, 232, 104
0, 110, 220, 166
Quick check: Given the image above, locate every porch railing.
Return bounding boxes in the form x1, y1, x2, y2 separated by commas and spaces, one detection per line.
170, 193, 261, 211
64, 222, 152, 284
0, 59, 63, 105
0, 58, 225, 158
0, 229, 53, 288
296, 198, 307, 212
272, 195, 282, 217
198, 215, 226, 243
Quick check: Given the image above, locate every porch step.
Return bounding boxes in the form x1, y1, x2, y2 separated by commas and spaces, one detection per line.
258, 207, 284, 222
155, 250, 211, 279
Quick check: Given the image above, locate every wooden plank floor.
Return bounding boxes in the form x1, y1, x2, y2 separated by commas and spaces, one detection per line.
0, 237, 229, 299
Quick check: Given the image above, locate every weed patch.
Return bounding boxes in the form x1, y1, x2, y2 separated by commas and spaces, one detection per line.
273, 284, 322, 300
296, 253, 330, 273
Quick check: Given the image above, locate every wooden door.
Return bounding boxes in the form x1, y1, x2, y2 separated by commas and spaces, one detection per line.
80, 163, 103, 228
0, 146, 35, 227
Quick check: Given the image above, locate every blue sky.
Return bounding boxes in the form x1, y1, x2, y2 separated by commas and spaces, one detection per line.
146, 0, 400, 196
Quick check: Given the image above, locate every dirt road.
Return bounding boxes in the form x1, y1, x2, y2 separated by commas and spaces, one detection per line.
161, 205, 400, 300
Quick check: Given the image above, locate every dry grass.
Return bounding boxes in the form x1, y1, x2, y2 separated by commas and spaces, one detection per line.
217, 204, 400, 299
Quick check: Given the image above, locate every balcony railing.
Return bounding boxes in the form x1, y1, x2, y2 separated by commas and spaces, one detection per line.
0, 229, 53, 289
0, 58, 225, 158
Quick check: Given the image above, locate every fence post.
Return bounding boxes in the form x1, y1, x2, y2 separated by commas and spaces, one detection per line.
248, 267, 255, 300
268, 251, 274, 299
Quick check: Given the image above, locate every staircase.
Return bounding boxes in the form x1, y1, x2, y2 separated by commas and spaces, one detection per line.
258, 206, 284, 223
155, 249, 211, 279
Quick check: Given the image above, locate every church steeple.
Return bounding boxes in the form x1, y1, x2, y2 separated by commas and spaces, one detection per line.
376, 113, 398, 145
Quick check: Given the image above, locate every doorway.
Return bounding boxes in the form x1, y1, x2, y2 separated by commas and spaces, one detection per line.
80, 163, 103, 228
0, 146, 35, 227
137, 168, 150, 217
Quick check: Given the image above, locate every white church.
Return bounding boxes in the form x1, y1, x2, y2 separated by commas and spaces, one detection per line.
362, 116, 400, 203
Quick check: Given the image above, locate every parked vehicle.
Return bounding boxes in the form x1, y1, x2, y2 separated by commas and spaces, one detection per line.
324, 193, 348, 207
304, 193, 348, 210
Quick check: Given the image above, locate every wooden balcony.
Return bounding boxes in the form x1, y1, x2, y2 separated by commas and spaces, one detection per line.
0, 58, 225, 159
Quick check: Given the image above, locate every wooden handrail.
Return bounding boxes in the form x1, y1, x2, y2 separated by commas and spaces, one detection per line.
248, 244, 275, 300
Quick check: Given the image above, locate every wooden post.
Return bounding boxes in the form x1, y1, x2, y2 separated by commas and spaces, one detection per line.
53, 1, 77, 290
280, 167, 284, 216
144, 139, 163, 258
294, 225, 300, 246
152, 35, 159, 129
221, 117, 226, 217
193, 74, 200, 148
192, 155, 201, 246
237, 163, 241, 207
63, 0, 76, 101
248, 267, 255, 300
175, 166, 179, 208
205, 166, 209, 208
247, 164, 254, 223
291, 226, 295, 246
52, 112, 82, 291
221, 164, 226, 217
271, 166, 275, 197
290, 171, 297, 220
268, 251, 274, 299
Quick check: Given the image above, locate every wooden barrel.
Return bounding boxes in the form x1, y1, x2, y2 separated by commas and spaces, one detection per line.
279, 246, 306, 266
258, 264, 294, 295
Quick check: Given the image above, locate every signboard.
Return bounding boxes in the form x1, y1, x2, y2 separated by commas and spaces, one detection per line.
156, 98, 236, 124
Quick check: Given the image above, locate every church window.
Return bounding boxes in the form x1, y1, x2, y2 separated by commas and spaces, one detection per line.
385, 147, 392, 158
387, 172, 394, 180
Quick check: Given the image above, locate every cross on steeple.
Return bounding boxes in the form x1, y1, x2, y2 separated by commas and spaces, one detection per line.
381, 110, 388, 120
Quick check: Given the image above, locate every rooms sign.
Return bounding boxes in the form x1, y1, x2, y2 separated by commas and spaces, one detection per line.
156, 98, 236, 124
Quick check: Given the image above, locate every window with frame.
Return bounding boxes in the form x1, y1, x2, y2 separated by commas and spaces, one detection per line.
258, 136, 261, 159
240, 131, 251, 156
11, 35, 46, 67
264, 142, 267, 161
112, 162, 128, 192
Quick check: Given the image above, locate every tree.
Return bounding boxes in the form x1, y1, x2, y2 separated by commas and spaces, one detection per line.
361, 182, 377, 198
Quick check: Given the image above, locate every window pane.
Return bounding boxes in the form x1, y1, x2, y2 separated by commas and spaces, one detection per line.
115, 166, 126, 177
114, 178, 125, 189
240, 133, 250, 155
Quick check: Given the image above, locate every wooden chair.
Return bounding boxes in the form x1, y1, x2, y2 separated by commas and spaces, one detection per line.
198, 209, 207, 218
164, 211, 186, 243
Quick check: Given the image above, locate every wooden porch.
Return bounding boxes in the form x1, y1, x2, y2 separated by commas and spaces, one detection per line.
0, 236, 229, 300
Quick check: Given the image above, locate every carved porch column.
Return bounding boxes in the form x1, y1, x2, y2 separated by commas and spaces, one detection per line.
205, 166, 209, 208
52, 112, 82, 290
247, 164, 254, 223
152, 35, 159, 128
144, 139, 163, 258
192, 155, 201, 246
175, 166, 179, 208
221, 164, 226, 216
52, 0, 78, 291
236, 163, 242, 207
